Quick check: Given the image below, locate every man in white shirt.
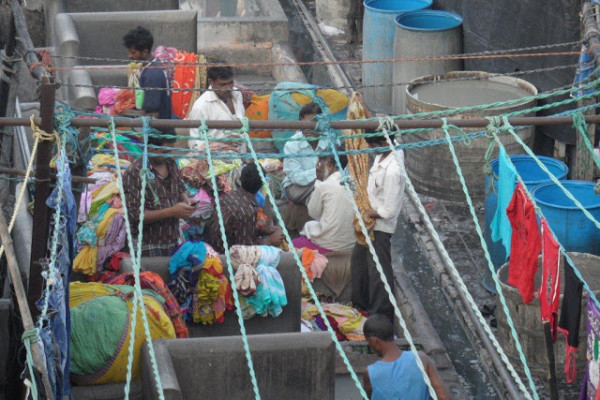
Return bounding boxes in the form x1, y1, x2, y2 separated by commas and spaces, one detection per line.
292, 154, 355, 253
187, 62, 246, 150
351, 133, 406, 322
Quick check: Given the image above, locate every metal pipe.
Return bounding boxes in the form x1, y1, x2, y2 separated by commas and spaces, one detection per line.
0, 167, 96, 183
0, 114, 600, 129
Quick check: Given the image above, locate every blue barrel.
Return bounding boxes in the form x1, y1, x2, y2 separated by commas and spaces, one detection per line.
362, 0, 432, 114
532, 180, 600, 254
482, 155, 568, 292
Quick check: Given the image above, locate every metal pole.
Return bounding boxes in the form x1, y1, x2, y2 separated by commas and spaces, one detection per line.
27, 76, 54, 318
0, 211, 54, 400
2, 114, 600, 130
0, 166, 96, 183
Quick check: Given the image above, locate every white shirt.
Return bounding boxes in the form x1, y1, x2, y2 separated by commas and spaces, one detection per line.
368, 150, 406, 234
301, 171, 356, 251
187, 86, 245, 150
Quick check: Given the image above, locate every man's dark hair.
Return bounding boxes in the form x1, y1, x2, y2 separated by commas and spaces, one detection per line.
364, 132, 389, 146
299, 102, 323, 120
320, 153, 348, 170
364, 314, 394, 341
123, 26, 154, 52
240, 162, 263, 194
207, 60, 234, 82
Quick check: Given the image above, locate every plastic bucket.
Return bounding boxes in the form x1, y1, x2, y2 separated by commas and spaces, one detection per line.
362, 0, 432, 114
482, 155, 568, 292
392, 10, 463, 114
532, 180, 600, 255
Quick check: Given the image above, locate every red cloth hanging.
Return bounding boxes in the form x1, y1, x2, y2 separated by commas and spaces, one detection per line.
506, 183, 541, 304
538, 217, 561, 342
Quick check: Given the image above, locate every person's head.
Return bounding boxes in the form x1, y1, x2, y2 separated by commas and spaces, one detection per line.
123, 26, 153, 61
299, 102, 323, 138
364, 314, 395, 356
364, 132, 389, 149
207, 61, 234, 101
316, 153, 347, 181
240, 162, 263, 195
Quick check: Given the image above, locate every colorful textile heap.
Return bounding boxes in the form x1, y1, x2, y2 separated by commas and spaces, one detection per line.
171, 51, 204, 118
245, 246, 287, 317
104, 271, 189, 338
300, 248, 329, 282
301, 301, 367, 341
168, 243, 234, 325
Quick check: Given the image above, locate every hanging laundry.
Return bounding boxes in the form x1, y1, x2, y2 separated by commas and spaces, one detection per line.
584, 298, 600, 400
491, 147, 518, 258
538, 218, 561, 342
506, 182, 541, 304
558, 262, 584, 384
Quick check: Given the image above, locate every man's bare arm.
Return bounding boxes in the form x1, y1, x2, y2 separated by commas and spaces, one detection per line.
420, 352, 451, 400
363, 369, 372, 399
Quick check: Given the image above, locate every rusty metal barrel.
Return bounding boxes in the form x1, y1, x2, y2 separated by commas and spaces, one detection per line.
402, 71, 538, 201
496, 253, 600, 379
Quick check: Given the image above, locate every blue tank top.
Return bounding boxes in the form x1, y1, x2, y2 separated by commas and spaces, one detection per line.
367, 352, 429, 400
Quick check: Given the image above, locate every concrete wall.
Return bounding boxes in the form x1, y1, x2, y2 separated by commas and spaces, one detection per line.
142, 332, 335, 400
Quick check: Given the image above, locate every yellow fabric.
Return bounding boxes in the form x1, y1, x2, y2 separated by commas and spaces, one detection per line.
73, 208, 120, 275
70, 282, 175, 385
344, 93, 374, 245
301, 302, 366, 336
92, 182, 119, 202
315, 89, 349, 114
290, 92, 312, 107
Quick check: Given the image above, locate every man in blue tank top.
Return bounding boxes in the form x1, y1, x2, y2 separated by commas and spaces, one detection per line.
363, 315, 450, 400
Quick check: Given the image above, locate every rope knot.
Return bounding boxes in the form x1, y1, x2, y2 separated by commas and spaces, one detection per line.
30, 114, 59, 143
22, 328, 40, 344
239, 117, 250, 133
441, 117, 472, 147
199, 118, 209, 136
485, 116, 502, 138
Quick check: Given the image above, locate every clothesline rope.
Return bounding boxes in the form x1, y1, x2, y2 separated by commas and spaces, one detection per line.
441, 118, 539, 400
109, 117, 165, 400
237, 119, 370, 400
201, 120, 262, 400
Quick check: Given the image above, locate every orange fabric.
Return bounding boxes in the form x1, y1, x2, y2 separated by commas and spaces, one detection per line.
246, 94, 271, 138
172, 51, 198, 119
301, 248, 315, 281
113, 89, 136, 115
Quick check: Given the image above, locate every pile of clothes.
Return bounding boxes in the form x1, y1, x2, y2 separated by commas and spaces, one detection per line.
301, 301, 368, 341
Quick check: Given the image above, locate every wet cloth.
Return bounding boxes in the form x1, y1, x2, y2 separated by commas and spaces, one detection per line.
292, 235, 333, 254
506, 183, 541, 304
168, 241, 207, 275
539, 217, 561, 342
491, 147, 518, 258
584, 299, 600, 400
559, 261, 584, 383
302, 170, 356, 251
246, 246, 287, 317
368, 351, 429, 400
123, 157, 186, 256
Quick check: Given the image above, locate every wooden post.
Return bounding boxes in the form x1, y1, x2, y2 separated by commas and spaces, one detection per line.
0, 211, 54, 400
27, 76, 55, 318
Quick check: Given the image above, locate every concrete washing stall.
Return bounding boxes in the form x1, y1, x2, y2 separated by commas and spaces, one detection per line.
50, 0, 305, 110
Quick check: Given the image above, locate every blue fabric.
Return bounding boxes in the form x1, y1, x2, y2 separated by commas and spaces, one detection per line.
281, 131, 329, 189
168, 241, 207, 275
246, 246, 287, 317
367, 352, 428, 400
41, 154, 77, 397
255, 191, 266, 208
140, 61, 173, 133
490, 147, 517, 259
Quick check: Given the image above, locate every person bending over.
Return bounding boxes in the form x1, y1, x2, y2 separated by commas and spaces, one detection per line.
205, 162, 284, 253
363, 314, 450, 400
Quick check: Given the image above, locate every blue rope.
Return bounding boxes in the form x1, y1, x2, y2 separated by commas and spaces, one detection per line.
110, 117, 165, 400
441, 118, 539, 400
238, 117, 370, 400
200, 119, 262, 400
